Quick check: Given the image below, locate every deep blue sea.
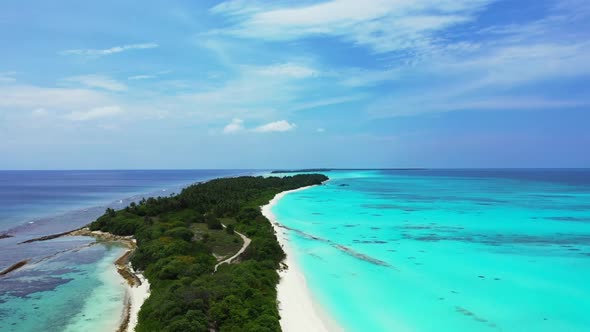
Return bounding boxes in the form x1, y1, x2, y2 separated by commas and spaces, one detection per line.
0, 170, 252, 332
272, 169, 590, 332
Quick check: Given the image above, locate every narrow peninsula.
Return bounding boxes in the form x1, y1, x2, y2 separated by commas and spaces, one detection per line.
90, 174, 328, 332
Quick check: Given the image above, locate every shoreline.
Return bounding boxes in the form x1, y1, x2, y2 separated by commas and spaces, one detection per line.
261, 185, 343, 332
68, 228, 150, 332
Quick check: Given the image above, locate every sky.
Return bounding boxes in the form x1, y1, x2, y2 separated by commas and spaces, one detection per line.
0, 0, 589, 169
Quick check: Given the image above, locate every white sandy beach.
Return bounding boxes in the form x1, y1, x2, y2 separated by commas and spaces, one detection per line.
125, 265, 150, 332
262, 186, 342, 332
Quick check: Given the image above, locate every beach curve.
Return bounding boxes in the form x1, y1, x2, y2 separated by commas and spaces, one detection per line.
67, 228, 151, 332
261, 185, 343, 332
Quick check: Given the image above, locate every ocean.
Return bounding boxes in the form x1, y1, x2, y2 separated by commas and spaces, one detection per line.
0, 170, 251, 332
271, 169, 590, 332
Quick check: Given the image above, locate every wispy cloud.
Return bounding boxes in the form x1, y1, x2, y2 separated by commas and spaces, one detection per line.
63, 75, 127, 92
253, 63, 317, 78
208, 0, 590, 121
366, 94, 589, 118
288, 95, 366, 112
128, 70, 171, 81
324, 0, 590, 118
171, 60, 325, 120
128, 75, 156, 80
61, 43, 159, 56
210, 0, 495, 54
65, 106, 123, 121
0, 84, 112, 110
0, 71, 17, 83
31, 108, 48, 117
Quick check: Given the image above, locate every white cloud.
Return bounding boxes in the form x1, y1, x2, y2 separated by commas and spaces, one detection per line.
253, 120, 296, 132
61, 43, 159, 56
65, 106, 123, 121
316, 128, 326, 133
222, 118, 297, 134
211, 0, 495, 53
223, 118, 245, 134
63, 75, 127, 92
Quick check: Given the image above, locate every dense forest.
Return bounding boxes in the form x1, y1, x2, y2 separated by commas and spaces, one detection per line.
89, 174, 328, 332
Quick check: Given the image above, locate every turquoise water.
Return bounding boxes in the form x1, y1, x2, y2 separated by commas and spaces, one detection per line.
272, 170, 590, 331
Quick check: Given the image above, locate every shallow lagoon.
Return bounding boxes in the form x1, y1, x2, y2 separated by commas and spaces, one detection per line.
0, 240, 126, 332
273, 170, 590, 331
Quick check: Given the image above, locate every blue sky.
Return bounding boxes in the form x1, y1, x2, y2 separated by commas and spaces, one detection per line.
1, 0, 589, 169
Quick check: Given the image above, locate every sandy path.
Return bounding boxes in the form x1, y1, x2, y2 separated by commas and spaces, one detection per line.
213, 226, 251, 272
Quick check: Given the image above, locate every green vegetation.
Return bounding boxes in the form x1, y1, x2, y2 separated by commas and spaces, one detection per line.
89, 174, 327, 332
191, 223, 241, 258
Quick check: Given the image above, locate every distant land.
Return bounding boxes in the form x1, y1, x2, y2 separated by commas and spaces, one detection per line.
270, 168, 427, 174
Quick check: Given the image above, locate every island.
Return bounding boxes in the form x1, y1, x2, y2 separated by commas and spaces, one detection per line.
270, 169, 333, 174
89, 174, 328, 332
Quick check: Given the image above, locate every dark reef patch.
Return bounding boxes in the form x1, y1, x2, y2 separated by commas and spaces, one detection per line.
361, 203, 424, 211
545, 216, 590, 223
308, 253, 325, 261
0, 275, 74, 298
398, 224, 464, 232
352, 240, 388, 244
404, 230, 590, 248
455, 306, 496, 328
